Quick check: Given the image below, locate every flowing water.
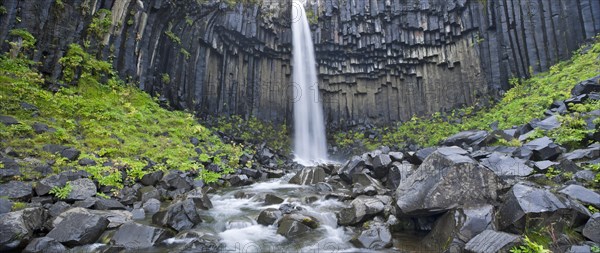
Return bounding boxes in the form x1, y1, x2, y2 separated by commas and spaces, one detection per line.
292, 0, 329, 166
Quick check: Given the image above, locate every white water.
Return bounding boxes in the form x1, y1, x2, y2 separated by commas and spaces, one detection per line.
292, 0, 329, 166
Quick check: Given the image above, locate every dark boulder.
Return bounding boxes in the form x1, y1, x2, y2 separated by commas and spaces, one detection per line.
395, 148, 499, 216
227, 174, 252, 186
0, 115, 19, 126
0, 208, 46, 251
51, 208, 132, 230
276, 213, 319, 238
35, 174, 68, 196
182, 188, 213, 210
138, 185, 160, 203
582, 213, 600, 243
337, 157, 366, 183
78, 158, 96, 166
407, 147, 437, 165
241, 167, 261, 179
141, 171, 164, 186
47, 210, 109, 247
93, 198, 127, 210
531, 115, 561, 131
441, 130, 488, 147
563, 146, 600, 161
350, 222, 392, 249
351, 172, 388, 195
464, 230, 521, 253
32, 122, 52, 134
23, 237, 66, 253
42, 144, 67, 154
152, 199, 203, 232
257, 208, 282, 226
67, 178, 97, 201
337, 196, 385, 225
60, 148, 81, 161
264, 194, 284, 205
160, 170, 193, 191
174, 230, 222, 252
110, 222, 174, 249
0, 181, 33, 201
371, 154, 392, 178
143, 198, 161, 214
480, 152, 533, 179
558, 184, 600, 208
0, 198, 12, 214
523, 137, 563, 161
386, 162, 415, 190
571, 75, 600, 96
257, 148, 274, 164
289, 167, 326, 185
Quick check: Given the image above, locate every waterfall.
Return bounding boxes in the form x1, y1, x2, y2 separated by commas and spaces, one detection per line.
291, 0, 328, 165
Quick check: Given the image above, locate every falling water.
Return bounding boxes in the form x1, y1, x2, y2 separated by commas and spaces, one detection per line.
292, 0, 328, 165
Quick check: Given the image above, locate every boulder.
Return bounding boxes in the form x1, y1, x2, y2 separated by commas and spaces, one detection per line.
143, 198, 162, 214
563, 146, 600, 161
78, 158, 96, 166
0, 208, 46, 251
350, 222, 392, 249
153, 198, 203, 231
337, 157, 365, 183
464, 230, 521, 253
141, 171, 164, 186
574, 170, 597, 183
32, 122, 52, 134
386, 162, 415, 190
138, 185, 160, 203
23, 237, 66, 253
0, 115, 19, 126
110, 222, 174, 249
558, 185, 600, 208
523, 137, 563, 161
257, 208, 282, 226
289, 167, 326, 185
425, 204, 495, 251
480, 152, 533, 179
571, 75, 600, 96
337, 196, 385, 225
371, 154, 392, 178
276, 213, 318, 238
160, 170, 193, 191
0, 198, 12, 214
60, 148, 81, 161
67, 178, 97, 201
351, 173, 388, 195
582, 213, 600, 243
531, 115, 561, 131
93, 198, 127, 210
407, 147, 437, 165
35, 174, 68, 196
174, 230, 222, 252
0, 181, 33, 201
441, 130, 488, 147
182, 188, 213, 210
47, 210, 109, 247
567, 245, 592, 253
389, 152, 404, 161
52, 208, 132, 230
264, 194, 284, 205
395, 149, 499, 216
227, 174, 253, 186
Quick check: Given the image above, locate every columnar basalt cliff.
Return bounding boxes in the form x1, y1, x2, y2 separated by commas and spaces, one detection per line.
0, 0, 598, 126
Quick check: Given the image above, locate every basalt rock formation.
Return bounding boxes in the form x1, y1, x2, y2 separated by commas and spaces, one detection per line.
0, 0, 598, 126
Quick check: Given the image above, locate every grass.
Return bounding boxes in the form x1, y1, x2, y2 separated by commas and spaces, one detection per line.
334, 37, 600, 150
0, 32, 248, 191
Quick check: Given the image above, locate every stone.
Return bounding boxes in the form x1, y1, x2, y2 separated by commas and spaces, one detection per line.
182, 188, 213, 210
480, 152, 533, 179
0, 181, 33, 201
571, 75, 600, 96
350, 222, 392, 249
563, 146, 600, 161
530, 115, 561, 131
464, 230, 521, 253
371, 154, 392, 178
174, 230, 222, 252
279, 203, 303, 214
110, 222, 174, 249
153, 198, 202, 232
32, 122, 52, 134
0, 115, 19, 126
386, 162, 415, 190
276, 213, 318, 237
395, 150, 498, 216
160, 170, 193, 191
138, 185, 160, 203
264, 194, 284, 205
131, 208, 145, 220
559, 185, 600, 208
52, 208, 132, 230
143, 198, 161, 214
567, 245, 592, 253
93, 198, 127, 210
0, 198, 12, 214
0, 208, 46, 251
48, 202, 70, 217
388, 152, 404, 161
523, 137, 563, 161
78, 158, 96, 166
257, 208, 282, 226
351, 172, 388, 195
425, 204, 495, 251
582, 213, 600, 243
257, 148, 274, 163
141, 171, 164, 186
574, 170, 597, 182
241, 167, 261, 179
67, 178, 97, 201
47, 210, 109, 247
407, 147, 438, 165
60, 148, 81, 161
337, 196, 385, 225
337, 157, 365, 183
228, 174, 252, 186
23, 237, 66, 253
441, 130, 488, 147
289, 167, 326, 185
533, 160, 558, 171
35, 174, 68, 196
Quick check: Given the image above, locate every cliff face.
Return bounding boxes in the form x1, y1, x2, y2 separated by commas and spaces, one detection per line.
1, 0, 598, 126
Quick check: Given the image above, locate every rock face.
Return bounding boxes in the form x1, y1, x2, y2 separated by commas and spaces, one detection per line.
1, 0, 597, 125
395, 148, 498, 216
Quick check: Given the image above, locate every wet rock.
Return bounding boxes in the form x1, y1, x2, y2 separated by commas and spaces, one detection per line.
574, 170, 597, 182
47, 210, 109, 247
559, 185, 600, 208
276, 213, 318, 237
523, 137, 563, 161
265, 194, 284, 205
337, 157, 366, 183
143, 198, 161, 214
153, 198, 203, 231
264, 168, 285, 178
289, 167, 326, 185
52, 208, 132, 230
441, 130, 488, 147
0, 208, 46, 251
35, 174, 68, 196
131, 208, 145, 220
372, 154, 392, 178
48, 201, 70, 218
314, 182, 333, 192
93, 198, 127, 210
563, 146, 600, 161
23, 237, 66, 253
395, 149, 498, 216
337, 196, 385, 225
279, 203, 303, 214
350, 222, 392, 249
241, 167, 261, 179
228, 174, 252, 186
0, 198, 12, 214
583, 213, 600, 242
61, 148, 81, 161
0, 181, 33, 201
111, 222, 174, 249
138, 185, 160, 203
351, 172, 388, 195
73, 197, 97, 208
160, 170, 193, 191
386, 162, 415, 190
425, 204, 495, 251
407, 147, 437, 165
257, 148, 274, 163
257, 208, 282, 226
67, 178, 97, 201
141, 171, 164, 186
0, 115, 19, 126
32, 122, 51, 134
571, 75, 600, 96
174, 230, 222, 252
480, 152, 533, 179
182, 188, 213, 210
464, 230, 521, 253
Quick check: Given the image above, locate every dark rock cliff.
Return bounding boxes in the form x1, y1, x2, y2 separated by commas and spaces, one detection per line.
1, 0, 598, 126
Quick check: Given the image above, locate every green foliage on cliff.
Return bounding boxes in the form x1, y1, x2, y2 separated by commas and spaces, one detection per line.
0, 33, 245, 189
213, 115, 290, 154
335, 37, 600, 151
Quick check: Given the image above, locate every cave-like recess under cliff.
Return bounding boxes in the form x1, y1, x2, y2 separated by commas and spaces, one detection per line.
1, 0, 598, 126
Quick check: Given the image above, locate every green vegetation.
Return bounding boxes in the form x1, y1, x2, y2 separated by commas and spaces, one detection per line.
165, 29, 182, 45
510, 236, 550, 253
592, 245, 600, 253
0, 29, 246, 188
305, 9, 318, 25
212, 115, 290, 154
334, 37, 600, 151
49, 182, 72, 200
87, 9, 112, 39
11, 202, 27, 211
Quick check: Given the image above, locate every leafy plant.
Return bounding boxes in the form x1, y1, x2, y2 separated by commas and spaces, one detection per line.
87, 9, 112, 39
49, 182, 72, 200
510, 236, 550, 253
591, 245, 600, 253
